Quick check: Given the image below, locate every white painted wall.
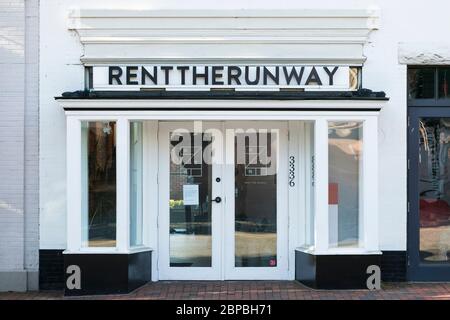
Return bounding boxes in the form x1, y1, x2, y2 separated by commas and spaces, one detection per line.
39, 0, 450, 251
0, 0, 25, 273
0, 0, 39, 291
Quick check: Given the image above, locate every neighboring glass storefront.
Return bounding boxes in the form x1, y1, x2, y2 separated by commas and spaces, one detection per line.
408, 66, 450, 280
418, 118, 450, 263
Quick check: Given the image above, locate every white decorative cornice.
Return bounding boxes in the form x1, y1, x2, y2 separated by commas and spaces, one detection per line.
67, 9, 380, 65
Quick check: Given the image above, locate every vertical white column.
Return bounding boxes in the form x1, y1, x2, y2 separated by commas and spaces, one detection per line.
66, 116, 82, 252
314, 119, 329, 253
223, 123, 236, 277
116, 117, 130, 252
143, 121, 159, 281
143, 121, 158, 247
363, 116, 379, 251
304, 122, 314, 247
288, 121, 301, 246
288, 121, 301, 279
211, 122, 224, 279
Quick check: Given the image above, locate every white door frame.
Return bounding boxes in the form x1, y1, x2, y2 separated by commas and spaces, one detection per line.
158, 121, 224, 280
158, 120, 289, 280
223, 121, 289, 280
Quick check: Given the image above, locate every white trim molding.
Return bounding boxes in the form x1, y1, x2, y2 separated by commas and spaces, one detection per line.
399, 42, 450, 65
58, 99, 386, 113
67, 9, 380, 65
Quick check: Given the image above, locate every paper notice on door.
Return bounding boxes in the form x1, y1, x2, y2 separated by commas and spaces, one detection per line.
183, 184, 199, 206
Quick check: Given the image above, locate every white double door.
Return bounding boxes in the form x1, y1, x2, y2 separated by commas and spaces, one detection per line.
158, 121, 288, 280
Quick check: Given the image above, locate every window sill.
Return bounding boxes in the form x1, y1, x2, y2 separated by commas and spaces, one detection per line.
296, 246, 381, 256
63, 246, 153, 255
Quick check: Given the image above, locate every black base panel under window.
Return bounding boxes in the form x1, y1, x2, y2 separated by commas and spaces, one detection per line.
295, 250, 381, 289
64, 250, 151, 296
39, 250, 65, 290
380, 251, 407, 282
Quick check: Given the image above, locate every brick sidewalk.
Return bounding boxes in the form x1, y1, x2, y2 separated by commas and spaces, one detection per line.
1, 281, 450, 300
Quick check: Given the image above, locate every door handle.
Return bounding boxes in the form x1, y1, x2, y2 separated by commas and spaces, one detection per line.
210, 196, 222, 203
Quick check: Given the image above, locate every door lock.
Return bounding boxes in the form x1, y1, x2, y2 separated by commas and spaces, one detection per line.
210, 196, 222, 203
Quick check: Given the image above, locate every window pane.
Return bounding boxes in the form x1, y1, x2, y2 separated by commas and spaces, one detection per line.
234, 130, 277, 267
82, 121, 117, 247
419, 118, 450, 263
349, 67, 362, 91
408, 68, 436, 99
328, 121, 362, 248
438, 68, 450, 99
130, 122, 143, 247
169, 132, 212, 267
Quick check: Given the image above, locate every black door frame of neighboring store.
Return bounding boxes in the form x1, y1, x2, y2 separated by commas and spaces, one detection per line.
407, 66, 450, 281
407, 106, 450, 281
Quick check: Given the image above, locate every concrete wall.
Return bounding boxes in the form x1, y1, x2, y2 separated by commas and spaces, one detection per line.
0, 0, 39, 291
39, 0, 450, 253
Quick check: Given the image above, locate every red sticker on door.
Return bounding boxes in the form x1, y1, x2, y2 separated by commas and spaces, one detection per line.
269, 259, 277, 267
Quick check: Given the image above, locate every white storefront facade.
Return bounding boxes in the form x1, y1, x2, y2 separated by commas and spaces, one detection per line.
32, 1, 450, 294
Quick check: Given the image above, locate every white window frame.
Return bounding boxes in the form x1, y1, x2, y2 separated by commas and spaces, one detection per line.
65, 115, 155, 254
61, 100, 383, 279
306, 116, 379, 255
288, 115, 380, 269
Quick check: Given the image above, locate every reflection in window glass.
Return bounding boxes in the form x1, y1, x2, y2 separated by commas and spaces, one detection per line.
169, 132, 212, 267
438, 68, 450, 99
130, 122, 143, 247
408, 68, 435, 99
349, 67, 361, 91
82, 121, 117, 247
235, 130, 277, 267
419, 118, 450, 263
328, 122, 362, 248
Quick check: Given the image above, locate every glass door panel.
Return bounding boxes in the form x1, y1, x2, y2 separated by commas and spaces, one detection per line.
408, 108, 450, 281
418, 118, 450, 263
224, 122, 288, 280
158, 122, 223, 280
169, 132, 213, 267
159, 121, 288, 280
234, 131, 278, 267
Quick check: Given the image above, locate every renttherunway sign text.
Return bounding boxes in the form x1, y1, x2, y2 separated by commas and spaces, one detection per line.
92, 65, 350, 90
